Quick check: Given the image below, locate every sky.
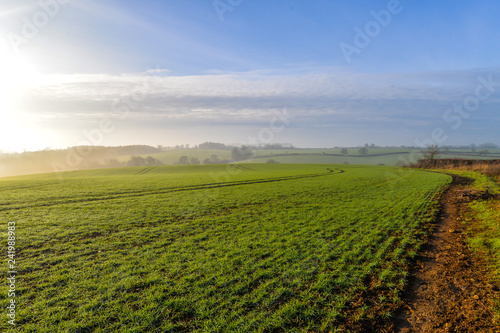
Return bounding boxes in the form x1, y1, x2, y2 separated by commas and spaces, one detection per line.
0, 0, 499, 152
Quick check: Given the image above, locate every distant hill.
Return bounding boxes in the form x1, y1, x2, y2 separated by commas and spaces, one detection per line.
2, 145, 500, 178
0, 145, 161, 177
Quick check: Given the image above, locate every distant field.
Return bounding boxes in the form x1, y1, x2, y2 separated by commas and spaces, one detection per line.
1, 147, 498, 179
250, 148, 500, 165
1, 164, 451, 331
134, 148, 500, 167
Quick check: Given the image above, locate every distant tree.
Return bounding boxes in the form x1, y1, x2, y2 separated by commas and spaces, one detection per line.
105, 145, 162, 156
340, 148, 348, 156
358, 147, 368, 156
422, 145, 440, 160
478, 149, 490, 157
199, 142, 228, 150
189, 157, 200, 165
480, 143, 497, 149
145, 156, 162, 166
177, 156, 189, 165
231, 146, 254, 161
471, 143, 476, 152
263, 143, 285, 150
127, 156, 146, 167
266, 159, 278, 163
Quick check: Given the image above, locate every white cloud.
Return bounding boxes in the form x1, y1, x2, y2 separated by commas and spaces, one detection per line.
144, 68, 171, 75
17, 67, 500, 137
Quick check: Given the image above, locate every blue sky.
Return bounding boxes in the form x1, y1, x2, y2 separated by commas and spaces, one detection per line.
1, 0, 499, 151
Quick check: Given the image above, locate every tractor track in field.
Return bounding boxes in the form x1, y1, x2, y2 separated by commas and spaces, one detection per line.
134, 166, 159, 174
393, 175, 500, 332
0, 169, 345, 211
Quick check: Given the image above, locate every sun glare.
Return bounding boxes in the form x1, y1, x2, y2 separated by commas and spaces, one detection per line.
0, 39, 44, 152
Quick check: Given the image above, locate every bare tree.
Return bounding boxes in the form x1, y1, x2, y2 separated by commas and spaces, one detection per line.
177, 156, 189, 165
478, 149, 490, 157
358, 147, 368, 156
189, 157, 200, 165
422, 145, 440, 160
231, 146, 253, 161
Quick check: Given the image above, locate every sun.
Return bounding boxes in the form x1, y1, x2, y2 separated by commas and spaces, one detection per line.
0, 38, 45, 152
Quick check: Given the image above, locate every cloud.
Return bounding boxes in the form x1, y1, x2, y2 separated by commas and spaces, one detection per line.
20, 67, 500, 137
144, 68, 171, 75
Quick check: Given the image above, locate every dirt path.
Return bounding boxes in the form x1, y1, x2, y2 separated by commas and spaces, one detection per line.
394, 175, 500, 332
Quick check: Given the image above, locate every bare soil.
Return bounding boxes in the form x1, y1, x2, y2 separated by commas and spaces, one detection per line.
394, 175, 500, 332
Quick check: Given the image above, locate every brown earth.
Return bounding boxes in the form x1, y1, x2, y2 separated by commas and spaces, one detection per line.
394, 175, 500, 332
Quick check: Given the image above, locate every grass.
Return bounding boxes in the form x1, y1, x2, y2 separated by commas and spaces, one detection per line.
0, 164, 451, 332
412, 160, 500, 318
443, 166, 500, 280
468, 200, 500, 278
414, 158, 500, 195
438, 169, 500, 195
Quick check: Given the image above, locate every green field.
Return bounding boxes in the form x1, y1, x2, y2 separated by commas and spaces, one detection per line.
248, 148, 500, 165
1, 164, 451, 332
134, 148, 500, 167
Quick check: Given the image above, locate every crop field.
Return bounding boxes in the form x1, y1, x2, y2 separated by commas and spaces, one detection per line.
0, 164, 451, 332
133, 147, 500, 167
